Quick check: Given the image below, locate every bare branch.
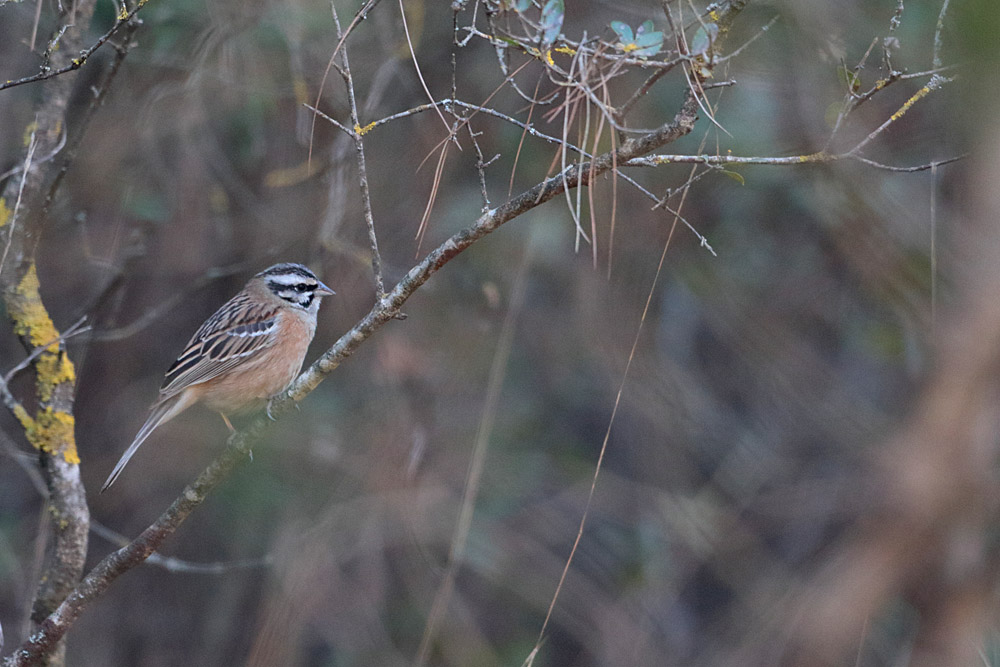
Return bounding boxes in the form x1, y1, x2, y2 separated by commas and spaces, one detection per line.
88, 522, 271, 575
850, 76, 948, 155
933, 0, 951, 70
626, 150, 965, 173
0, 4, 149, 92
331, 4, 386, 300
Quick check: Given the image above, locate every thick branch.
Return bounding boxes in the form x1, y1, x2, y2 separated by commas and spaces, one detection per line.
0, 1, 132, 665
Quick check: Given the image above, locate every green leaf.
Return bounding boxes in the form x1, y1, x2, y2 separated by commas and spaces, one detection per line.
611, 19, 662, 58
540, 0, 564, 48
514, 0, 532, 11
689, 23, 719, 56
610, 20, 633, 44
836, 65, 860, 91
721, 169, 745, 185
632, 27, 663, 57
635, 32, 662, 47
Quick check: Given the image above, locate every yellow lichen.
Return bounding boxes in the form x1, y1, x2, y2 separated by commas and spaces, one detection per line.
11, 265, 60, 348
354, 121, 377, 136
553, 45, 576, 55
544, 49, 555, 66
8, 263, 79, 414
621, 43, 639, 53
13, 403, 33, 431
23, 407, 79, 464
0, 197, 10, 227
36, 349, 76, 402
889, 85, 931, 123
118, 4, 129, 20
709, 9, 720, 21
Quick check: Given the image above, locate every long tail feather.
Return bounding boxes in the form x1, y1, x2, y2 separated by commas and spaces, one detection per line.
101, 394, 190, 492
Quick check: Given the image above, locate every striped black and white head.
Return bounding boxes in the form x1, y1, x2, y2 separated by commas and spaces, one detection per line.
257, 263, 335, 312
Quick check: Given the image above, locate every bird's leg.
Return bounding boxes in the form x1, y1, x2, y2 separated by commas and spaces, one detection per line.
219, 412, 252, 459
265, 398, 278, 421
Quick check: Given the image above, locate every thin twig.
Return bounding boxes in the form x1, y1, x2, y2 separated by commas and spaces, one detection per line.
626, 150, 965, 173
398, 0, 451, 133
467, 122, 494, 210
0, 133, 37, 276
0, 131, 66, 186
86, 262, 257, 342
932, 0, 951, 70
930, 163, 938, 335
716, 14, 780, 62
89, 522, 271, 574
849, 76, 947, 155
0, 432, 46, 495
308, 0, 384, 167
3, 318, 90, 387
0, 1, 152, 92
331, 4, 386, 299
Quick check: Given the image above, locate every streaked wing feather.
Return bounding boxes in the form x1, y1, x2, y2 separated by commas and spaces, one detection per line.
159, 293, 279, 397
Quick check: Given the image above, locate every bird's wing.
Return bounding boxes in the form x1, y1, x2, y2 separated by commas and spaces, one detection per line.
158, 292, 280, 398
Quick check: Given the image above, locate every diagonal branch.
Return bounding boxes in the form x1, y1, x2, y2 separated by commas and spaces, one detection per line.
0, 2, 152, 92
5, 89, 700, 667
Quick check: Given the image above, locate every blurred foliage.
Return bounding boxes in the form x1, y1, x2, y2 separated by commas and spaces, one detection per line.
0, 0, 992, 665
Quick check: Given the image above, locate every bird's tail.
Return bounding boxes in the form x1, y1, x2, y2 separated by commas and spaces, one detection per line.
101, 393, 190, 492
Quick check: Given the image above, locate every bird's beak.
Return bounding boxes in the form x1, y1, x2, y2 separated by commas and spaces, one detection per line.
315, 281, 335, 297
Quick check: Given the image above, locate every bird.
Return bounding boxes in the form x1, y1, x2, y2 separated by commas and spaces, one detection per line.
101, 263, 334, 492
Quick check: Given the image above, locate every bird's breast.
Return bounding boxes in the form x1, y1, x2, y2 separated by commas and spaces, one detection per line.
200, 310, 317, 414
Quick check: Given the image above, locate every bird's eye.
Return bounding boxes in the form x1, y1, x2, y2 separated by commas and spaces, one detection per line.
295, 284, 308, 292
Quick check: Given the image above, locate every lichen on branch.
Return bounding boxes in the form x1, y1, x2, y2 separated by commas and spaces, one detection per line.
5, 263, 79, 463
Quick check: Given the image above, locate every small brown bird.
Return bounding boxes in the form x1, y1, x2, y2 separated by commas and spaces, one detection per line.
102, 263, 334, 491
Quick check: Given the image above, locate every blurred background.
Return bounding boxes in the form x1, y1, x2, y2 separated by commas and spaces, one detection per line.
0, 0, 995, 665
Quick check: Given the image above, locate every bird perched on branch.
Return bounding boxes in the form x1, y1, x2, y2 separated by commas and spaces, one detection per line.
102, 263, 334, 492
